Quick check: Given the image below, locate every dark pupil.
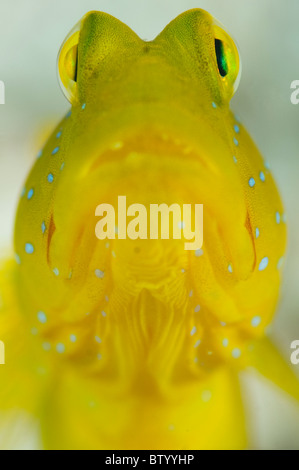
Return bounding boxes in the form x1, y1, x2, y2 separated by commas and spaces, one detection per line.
215, 39, 228, 77
74, 48, 79, 82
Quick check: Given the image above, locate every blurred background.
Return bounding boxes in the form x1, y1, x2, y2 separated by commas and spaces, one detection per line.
0, 0, 299, 449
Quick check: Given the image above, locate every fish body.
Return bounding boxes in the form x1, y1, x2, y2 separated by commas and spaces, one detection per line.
0, 9, 296, 450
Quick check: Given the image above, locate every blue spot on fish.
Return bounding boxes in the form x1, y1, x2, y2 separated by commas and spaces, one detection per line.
27, 188, 34, 200
47, 173, 54, 183
259, 171, 265, 182
56, 343, 65, 353
52, 147, 60, 156
37, 311, 47, 324
265, 161, 271, 170
251, 316, 261, 327
259, 257, 269, 271
232, 348, 241, 359
25, 243, 34, 254
95, 269, 104, 279
276, 212, 281, 224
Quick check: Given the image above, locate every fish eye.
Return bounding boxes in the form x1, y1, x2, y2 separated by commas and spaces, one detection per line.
213, 20, 242, 97
57, 20, 82, 103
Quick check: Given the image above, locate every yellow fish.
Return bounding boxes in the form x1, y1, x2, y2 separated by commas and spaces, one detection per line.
0, 9, 298, 450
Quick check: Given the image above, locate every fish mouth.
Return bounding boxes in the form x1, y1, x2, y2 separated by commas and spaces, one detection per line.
89, 132, 211, 172
85, 129, 220, 183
